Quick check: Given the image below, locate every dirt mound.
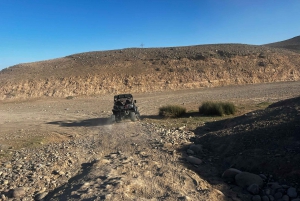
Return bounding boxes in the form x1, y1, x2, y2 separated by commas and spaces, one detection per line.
0, 44, 300, 100
265, 35, 300, 53
193, 96, 300, 184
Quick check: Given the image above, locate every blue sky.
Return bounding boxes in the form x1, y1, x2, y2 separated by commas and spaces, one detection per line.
0, 0, 300, 70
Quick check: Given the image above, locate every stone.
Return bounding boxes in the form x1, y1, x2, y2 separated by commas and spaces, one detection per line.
274, 192, 282, 200
252, 195, 261, 201
281, 185, 290, 189
189, 144, 203, 154
178, 126, 186, 130
247, 184, 260, 195
186, 149, 194, 155
282, 195, 289, 201
270, 182, 282, 190
287, 187, 297, 198
58, 171, 65, 176
259, 174, 267, 181
35, 192, 48, 201
264, 188, 271, 195
261, 195, 269, 201
178, 196, 191, 201
186, 156, 202, 165
12, 187, 26, 198
222, 168, 242, 183
267, 195, 274, 201
235, 172, 264, 188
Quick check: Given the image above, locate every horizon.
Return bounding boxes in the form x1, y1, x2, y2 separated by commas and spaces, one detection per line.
1, 0, 300, 70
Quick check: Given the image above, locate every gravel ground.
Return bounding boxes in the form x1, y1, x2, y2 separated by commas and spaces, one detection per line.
0, 81, 300, 200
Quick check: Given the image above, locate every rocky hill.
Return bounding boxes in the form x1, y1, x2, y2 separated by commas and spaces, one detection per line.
265, 35, 300, 53
0, 43, 300, 100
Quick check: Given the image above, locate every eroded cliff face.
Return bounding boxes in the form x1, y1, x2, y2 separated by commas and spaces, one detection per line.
1, 44, 299, 100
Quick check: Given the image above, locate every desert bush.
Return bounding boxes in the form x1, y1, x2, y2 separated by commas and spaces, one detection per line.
199, 101, 236, 116
159, 105, 186, 118
221, 102, 236, 115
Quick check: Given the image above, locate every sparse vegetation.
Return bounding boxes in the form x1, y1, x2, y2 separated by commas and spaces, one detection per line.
199, 101, 236, 116
256, 101, 271, 108
159, 105, 186, 118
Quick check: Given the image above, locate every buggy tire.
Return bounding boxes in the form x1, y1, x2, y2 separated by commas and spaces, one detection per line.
110, 114, 116, 123
130, 112, 136, 122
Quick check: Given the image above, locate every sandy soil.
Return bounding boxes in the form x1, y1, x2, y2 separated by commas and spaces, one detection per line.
0, 81, 300, 200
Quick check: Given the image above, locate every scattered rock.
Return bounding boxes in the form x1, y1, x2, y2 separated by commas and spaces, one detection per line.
270, 182, 282, 190
178, 195, 192, 201
178, 126, 186, 131
186, 156, 202, 165
287, 187, 297, 198
252, 195, 261, 201
259, 174, 267, 181
282, 195, 289, 201
274, 192, 283, 200
268, 195, 274, 201
189, 144, 203, 154
35, 192, 48, 201
186, 149, 194, 155
12, 187, 26, 198
247, 184, 260, 195
222, 168, 242, 183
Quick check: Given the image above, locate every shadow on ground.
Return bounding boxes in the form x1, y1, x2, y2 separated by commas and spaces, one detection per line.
140, 115, 163, 120
45, 161, 98, 200
141, 112, 201, 120
179, 96, 300, 187
47, 118, 111, 127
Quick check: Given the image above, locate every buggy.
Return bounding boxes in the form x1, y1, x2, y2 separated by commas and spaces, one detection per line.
111, 94, 140, 122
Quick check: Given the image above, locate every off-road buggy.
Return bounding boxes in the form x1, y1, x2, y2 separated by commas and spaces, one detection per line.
111, 94, 140, 122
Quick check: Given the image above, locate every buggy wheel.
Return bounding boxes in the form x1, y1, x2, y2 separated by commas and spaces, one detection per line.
110, 114, 116, 123
130, 112, 136, 122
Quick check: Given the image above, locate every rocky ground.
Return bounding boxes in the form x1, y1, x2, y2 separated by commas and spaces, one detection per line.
0, 81, 300, 200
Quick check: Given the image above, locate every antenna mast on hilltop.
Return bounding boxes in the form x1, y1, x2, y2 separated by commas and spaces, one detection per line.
140, 43, 144, 48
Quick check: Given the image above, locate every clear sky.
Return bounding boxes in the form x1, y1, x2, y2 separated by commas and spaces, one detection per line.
0, 0, 299, 70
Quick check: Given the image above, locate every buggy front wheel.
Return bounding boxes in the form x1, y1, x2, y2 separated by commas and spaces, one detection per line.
110, 114, 116, 123
129, 112, 137, 122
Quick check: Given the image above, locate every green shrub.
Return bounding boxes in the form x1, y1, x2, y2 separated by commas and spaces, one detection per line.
222, 102, 236, 115
159, 105, 186, 118
199, 101, 236, 116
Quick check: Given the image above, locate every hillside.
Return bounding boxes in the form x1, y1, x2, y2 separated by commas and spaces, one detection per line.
0, 44, 300, 100
265, 35, 300, 52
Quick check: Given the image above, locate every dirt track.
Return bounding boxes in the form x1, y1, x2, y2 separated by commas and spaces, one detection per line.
0, 81, 300, 200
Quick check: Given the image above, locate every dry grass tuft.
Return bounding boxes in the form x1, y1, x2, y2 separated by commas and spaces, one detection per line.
159, 105, 186, 118
199, 101, 236, 116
